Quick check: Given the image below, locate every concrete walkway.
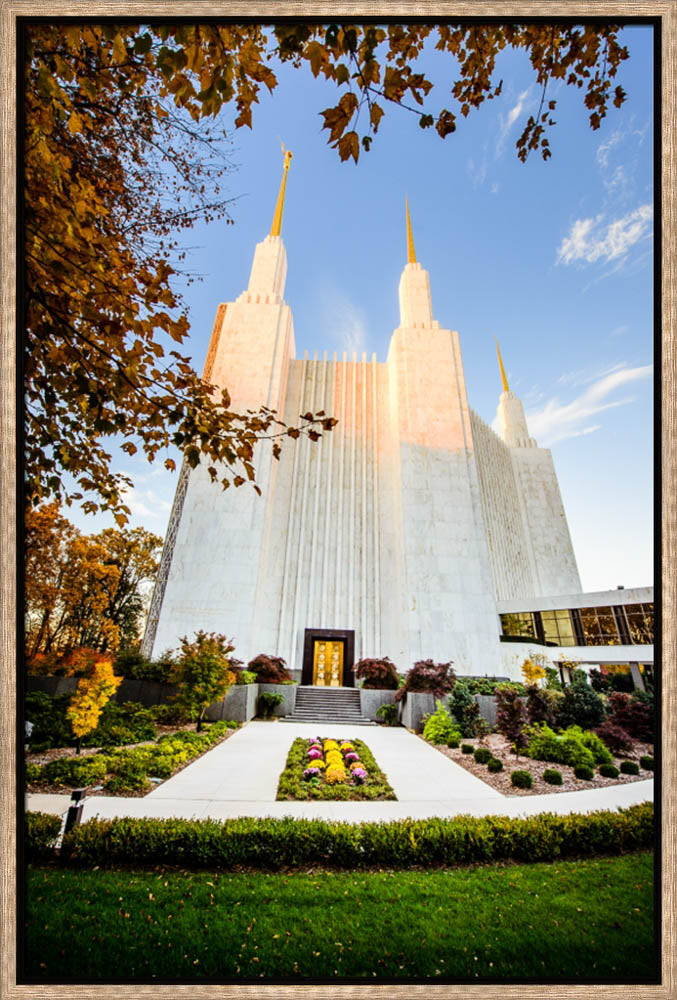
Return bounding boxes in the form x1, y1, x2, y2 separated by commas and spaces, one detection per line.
27, 721, 653, 822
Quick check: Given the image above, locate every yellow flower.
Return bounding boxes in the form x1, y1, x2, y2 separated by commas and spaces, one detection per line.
310, 759, 326, 769
349, 760, 364, 771
325, 765, 346, 784
323, 739, 339, 751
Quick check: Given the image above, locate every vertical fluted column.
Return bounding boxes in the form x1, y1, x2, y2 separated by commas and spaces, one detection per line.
371, 353, 381, 656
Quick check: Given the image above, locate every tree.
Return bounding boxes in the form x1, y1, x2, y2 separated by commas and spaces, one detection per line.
351, 656, 399, 690
24, 23, 628, 519
555, 674, 607, 730
64, 650, 121, 753
495, 684, 528, 753
172, 630, 237, 731
521, 653, 549, 687
25, 503, 162, 658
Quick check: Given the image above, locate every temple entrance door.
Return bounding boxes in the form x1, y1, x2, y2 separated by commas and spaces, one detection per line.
312, 639, 344, 686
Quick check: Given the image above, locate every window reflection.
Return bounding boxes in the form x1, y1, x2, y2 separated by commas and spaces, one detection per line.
500, 602, 653, 647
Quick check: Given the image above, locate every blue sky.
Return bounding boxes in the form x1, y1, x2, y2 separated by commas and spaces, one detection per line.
68, 24, 654, 594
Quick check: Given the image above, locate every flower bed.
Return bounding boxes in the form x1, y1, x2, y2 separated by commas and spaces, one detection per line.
276, 736, 396, 801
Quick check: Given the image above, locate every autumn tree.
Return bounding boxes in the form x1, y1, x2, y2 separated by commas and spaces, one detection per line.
171, 630, 237, 731
24, 23, 628, 519
64, 650, 122, 753
521, 653, 549, 687
25, 503, 162, 659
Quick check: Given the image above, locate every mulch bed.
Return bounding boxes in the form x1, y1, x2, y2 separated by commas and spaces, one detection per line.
420, 732, 654, 796
25, 723, 240, 798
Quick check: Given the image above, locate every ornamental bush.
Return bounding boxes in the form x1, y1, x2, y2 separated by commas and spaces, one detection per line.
257, 691, 284, 718
510, 769, 533, 789
607, 691, 654, 742
564, 725, 613, 765
620, 760, 640, 775
25, 692, 73, 751
461, 743, 474, 754
555, 675, 606, 730
448, 679, 482, 737
495, 685, 528, 750
593, 721, 634, 755
247, 653, 292, 684
599, 763, 620, 778
640, 755, 654, 771
487, 757, 503, 773
375, 703, 399, 726
352, 657, 399, 690
473, 747, 492, 764
26, 812, 62, 859
172, 631, 238, 731
526, 685, 560, 728
543, 769, 563, 785
394, 659, 456, 703
60, 803, 654, 869
574, 765, 594, 781
422, 701, 461, 745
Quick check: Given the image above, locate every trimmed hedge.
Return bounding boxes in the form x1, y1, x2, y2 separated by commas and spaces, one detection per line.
543, 769, 563, 786
461, 744, 474, 754
599, 764, 620, 779
57, 804, 654, 870
511, 770, 533, 789
487, 757, 503, 773
640, 756, 654, 771
26, 811, 62, 859
574, 765, 595, 781
621, 761, 640, 775
474, 748, 492, 765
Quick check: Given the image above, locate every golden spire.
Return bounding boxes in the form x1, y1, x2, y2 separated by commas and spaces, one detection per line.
270, 144, 293, 237
495, 338, 510, 393
405, 196, 416, 264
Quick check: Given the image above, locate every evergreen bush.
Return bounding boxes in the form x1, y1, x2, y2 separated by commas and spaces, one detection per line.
555, 675, 606, 730
375, 703, 399, 726
639, 755, 654, 771
461, 743, 474, 754
448, 680, 482, 737
473, 747, 492, 764
422, 701, 461, 745
543, 769, 563, 785
26, 812, 62, 859
510, 769, 533, 789
574, 765, 594, 781
487, 757, 503, 773
620, 760, 640, 775
599, 764, 620, 778
258, 691, 284, 719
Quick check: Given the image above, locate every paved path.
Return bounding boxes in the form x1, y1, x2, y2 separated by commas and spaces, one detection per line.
27, 721, 653, 822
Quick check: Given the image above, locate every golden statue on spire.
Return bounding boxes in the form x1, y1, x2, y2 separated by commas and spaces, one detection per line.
405, 196, 417, 264
270, 142, 293, 237
495, 338, 510, 393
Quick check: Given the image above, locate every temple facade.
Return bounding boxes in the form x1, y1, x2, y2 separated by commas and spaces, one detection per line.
143, 161, 653, 684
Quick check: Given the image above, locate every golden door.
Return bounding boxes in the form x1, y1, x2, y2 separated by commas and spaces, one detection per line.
312, 640, 344, 686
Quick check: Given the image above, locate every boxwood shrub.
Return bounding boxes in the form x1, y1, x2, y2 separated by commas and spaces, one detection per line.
487, 757, 503, 773
461, 744, 474, 754
543, 769, 563, 786
574, 765, 594, 781
511, 769, 533, 789
59, 803, 653, 870
473, 747, 492, 764
26, 811, 62, 859
640, 755, 654, 771
620, 760, 640, 775
599, 763, 620, 778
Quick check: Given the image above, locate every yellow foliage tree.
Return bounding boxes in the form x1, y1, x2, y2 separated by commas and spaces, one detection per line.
66, 652, 121, 752
521, 655, 549, 687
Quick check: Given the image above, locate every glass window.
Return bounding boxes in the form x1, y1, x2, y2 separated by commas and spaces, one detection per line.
625, 603, 654, 644
539, 609, 576, 646
500, 612, 536, 638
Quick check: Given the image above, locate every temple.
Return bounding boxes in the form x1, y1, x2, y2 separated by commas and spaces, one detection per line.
142, 155, 654, 689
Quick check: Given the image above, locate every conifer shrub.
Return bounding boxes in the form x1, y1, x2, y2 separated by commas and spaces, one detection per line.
510, 769, 533, 789
640, 755, 654, 771
473, 747, 492, 764
422, 701, 461, 745
375, 703, 399, 726
620, 760, 640, 775
461, 743, 474, 754
555, 675, 606, 730
543, 769, 563, 785
487, 757, 503, 773
574, 765, 594, 781
599, 763, 620, 778
448, 679, 482, 736
247, 653, 293, 684
394, 659, 456, 703
352, 657, 399, 690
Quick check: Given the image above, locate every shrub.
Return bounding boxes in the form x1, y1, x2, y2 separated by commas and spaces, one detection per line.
394, 659, 456, 703
26, 812, 62, 859
447, 736, 460, 749
25, 692, 73, 749
247, 653, 292, 684
510, 769, 533, 789
521, 655, 547, 686
237, 670, 257, 685
640, 755, 654, 771
257, 691, 284, 718
620, 760, 640, 775
60, 804, 654, 869
607, 692, 654, 742
525, 686, 562, 728
352, 657, 399, 690
42, 754, 109, 788
461, 743, 474, 754
375, 703, 399, 727
149, 702, 192, 725
543, 769, 563, 785
83, 700, 157, 747
544, 667, 563, 691
593, 720, 634, 755
25, 762, 42, 783
487, 757, 503, 773
495, 685, 527, 751
422, 701, 461, 745
113, 648, 174, 683
173, 631, 238, 730
574, 765, 594, 781
448, 680, 482, 737
555, 675, 606, 730
564, 725, 613, 765
589, 668, 611, 693
474, 747, 492, 764
599, 764, 620, 778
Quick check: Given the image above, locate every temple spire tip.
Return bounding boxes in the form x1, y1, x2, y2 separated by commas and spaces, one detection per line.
405, 196, 417, 264
270, 145, 293, 237
495, 337, 510, 393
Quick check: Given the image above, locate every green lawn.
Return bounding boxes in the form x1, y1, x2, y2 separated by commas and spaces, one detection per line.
24, 852, 655, 982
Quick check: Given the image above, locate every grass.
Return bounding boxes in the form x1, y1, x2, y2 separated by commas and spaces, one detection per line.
276, 737, 396, 800
24, 851, 655, 982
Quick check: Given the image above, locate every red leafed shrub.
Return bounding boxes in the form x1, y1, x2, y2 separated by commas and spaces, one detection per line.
247, 654, 292, 684
593, 721, 634, 755
352, 657, 399, 690
495, 684, 528, 751
394, 659, 456, 703
607, 692, 654, 742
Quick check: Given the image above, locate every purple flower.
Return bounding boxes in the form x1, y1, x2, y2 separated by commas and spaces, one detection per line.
307, 748, 322, 760
303, 767, 321, 780
345, 752, 359, 762
351, 768, 368, 784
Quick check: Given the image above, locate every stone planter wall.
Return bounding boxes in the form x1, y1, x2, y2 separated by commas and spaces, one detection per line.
205, 683, 258, 723
475, 694, 498, 728
400, 691, 436, 732
256, 683, 297, 717
359, 688, 397, 721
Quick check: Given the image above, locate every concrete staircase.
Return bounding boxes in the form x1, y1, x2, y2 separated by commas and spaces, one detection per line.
281, 686, 374, 725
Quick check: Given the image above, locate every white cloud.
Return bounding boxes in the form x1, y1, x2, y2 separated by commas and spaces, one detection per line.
496, 88, 532, 155
521, 363, 652, 446
557, 204, 653, 266
320, 288, 369, 357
